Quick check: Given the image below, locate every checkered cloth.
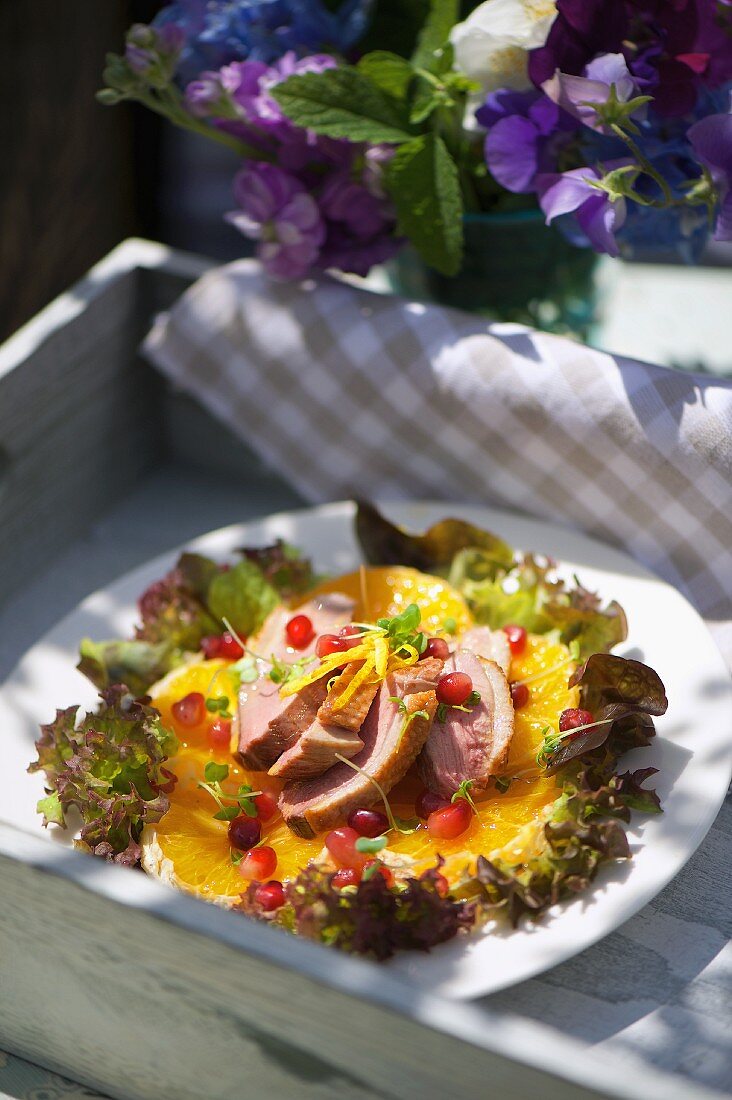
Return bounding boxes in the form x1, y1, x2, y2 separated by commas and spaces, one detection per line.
143, 259, 732, 665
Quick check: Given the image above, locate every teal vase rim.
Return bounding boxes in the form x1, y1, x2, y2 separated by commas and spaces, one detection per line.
463, 210, 546, 227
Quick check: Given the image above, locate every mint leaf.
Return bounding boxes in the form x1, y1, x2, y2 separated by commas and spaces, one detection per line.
271, 67, 414, 144
411, 0, 459, 73
385, 133, 463, 275
357, 51, 414, 101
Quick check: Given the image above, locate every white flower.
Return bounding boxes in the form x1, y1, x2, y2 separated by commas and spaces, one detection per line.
450, 0, 558, 95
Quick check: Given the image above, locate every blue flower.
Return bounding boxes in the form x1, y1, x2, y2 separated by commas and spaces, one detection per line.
154, 0, 374, 83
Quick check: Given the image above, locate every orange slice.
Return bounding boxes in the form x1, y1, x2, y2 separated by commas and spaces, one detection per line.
308, 564, 472, 636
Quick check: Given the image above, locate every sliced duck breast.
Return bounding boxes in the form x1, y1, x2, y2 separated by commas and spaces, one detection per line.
268, 723, 364, 780
280, 658, 444, 838
417, 650, 514, 798
459, 626, 511, 677
236, 593, 355, 770
316, 662, 381, 733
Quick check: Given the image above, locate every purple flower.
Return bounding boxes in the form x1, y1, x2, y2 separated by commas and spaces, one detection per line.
317, 169, 400, 275
542, 53, 642, 133
226, 163, 326, 278
536, 166, 627, 254
688, 105, 732, 240
125, 22, 185, 82
528, 0, 627, 88
479, 90, 577, 193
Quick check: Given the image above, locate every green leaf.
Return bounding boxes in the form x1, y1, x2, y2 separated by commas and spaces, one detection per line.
208, 559, 278, 638
386, 133, 463, 275
204, 761, 229, 784
37, 791, 65, 827
357, 51, 414, 101
355, 835, 389, 854
214, 805, 239, 822
271, 67, 414, 144
77, 637, 173, 697
411, 0, 459, 74
409, 77, 442, 124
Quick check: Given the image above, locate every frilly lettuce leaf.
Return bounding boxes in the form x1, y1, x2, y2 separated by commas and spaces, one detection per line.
207, 559, 278, 637
355, 502, 627, 658
77, 544, 309, 696
239, 859, 474, 959
77, 638, 174, 697
29, 685, 177, 865
239, 539, 317, 601
356, 500, 514, 574
542, 653, 668, 772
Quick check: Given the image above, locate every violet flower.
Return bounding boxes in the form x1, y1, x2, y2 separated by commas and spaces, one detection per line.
478, 90, 577, 193
536, 166, 627, 255
226, 163, 326, 279
688, 106, 732, 240
542, 54, 643, 134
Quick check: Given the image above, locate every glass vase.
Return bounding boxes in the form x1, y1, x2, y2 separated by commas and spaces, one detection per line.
386, 210, 599, 339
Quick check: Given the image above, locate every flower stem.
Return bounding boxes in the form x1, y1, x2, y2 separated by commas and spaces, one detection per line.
610, 123, 672, 205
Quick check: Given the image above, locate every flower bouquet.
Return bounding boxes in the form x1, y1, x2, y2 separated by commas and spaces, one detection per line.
101, 1, 732, 301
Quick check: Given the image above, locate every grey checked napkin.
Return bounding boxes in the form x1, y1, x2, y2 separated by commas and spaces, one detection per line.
144, 259, 732, 667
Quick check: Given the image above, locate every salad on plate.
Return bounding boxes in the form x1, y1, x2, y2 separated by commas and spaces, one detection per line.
30, 503, 667, 960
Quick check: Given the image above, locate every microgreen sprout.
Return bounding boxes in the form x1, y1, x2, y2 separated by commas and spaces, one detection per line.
536, 714, 612, 767
268, 652, 316, 686
197, 761, 261, 821
205, 695, 232, 719
334, 752, 418, 835
389, 696, 430, 749
355, 835, 388, 854
436, 690, 482, 723
452, 779, 478, 815
494, 776, 512, 794
361, 861, 384, 882
376, 603, 427, 658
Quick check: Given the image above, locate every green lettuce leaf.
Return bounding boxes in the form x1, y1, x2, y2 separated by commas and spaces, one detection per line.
28, 685, 177, 865
239, 539, 317, 601
356, 500, 514, 573
77, 638, 174, 697
207, 559, 279, 637
356, 502, 627, 658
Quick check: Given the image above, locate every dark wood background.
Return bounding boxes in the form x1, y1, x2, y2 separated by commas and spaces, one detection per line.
0, 0, 163, 342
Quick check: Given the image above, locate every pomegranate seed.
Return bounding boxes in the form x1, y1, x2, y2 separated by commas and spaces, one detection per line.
364, 860, 394, 886
171, 692, 206, 727
427, 799, 472, 840
228, 815, 261, 851
510, 683, 530, 710
208, 718, 232, 750
339, 624, 363, 638
286, 614, 314, 649
325, 826, 369, 871
254, 791, 278, 822
332, 868, 360, 889
422, 637, 450, 661
239, 845, 277, 881
254, 880, 285, 911
201, 635, 222, 659
436, 672, 473, 707
218, 631, 244, 660
347, 808, 389, 838
415, 789, 450, 819
315, 633, 350, 659
559, 707, 594, 733
503, 624, 527, 656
